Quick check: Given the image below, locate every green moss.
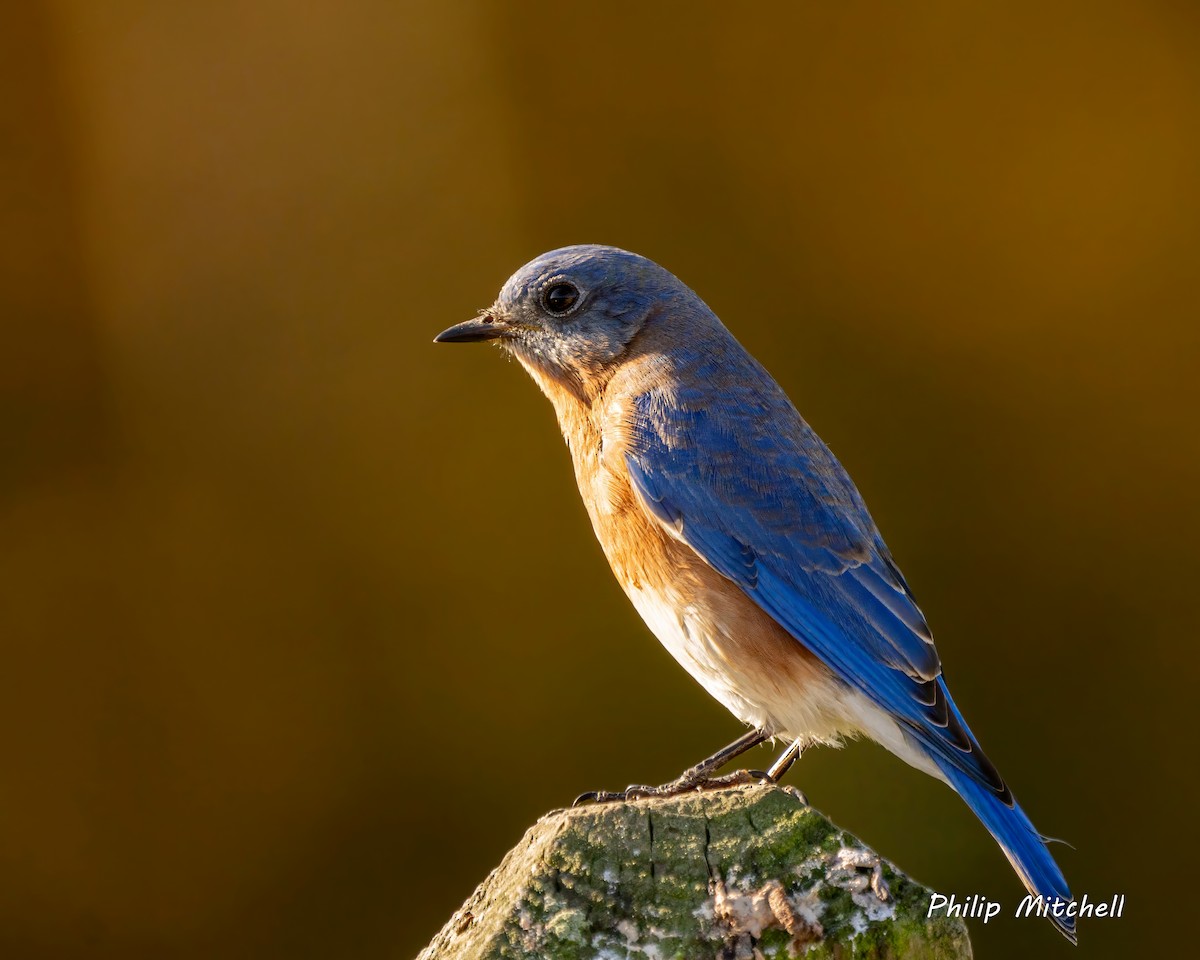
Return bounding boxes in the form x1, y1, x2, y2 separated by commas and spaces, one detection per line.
419, 785, 971, 960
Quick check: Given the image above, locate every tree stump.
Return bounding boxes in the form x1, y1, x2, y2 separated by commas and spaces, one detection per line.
418, 784, 971, 959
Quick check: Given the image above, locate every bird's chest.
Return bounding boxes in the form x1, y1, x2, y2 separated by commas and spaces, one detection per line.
552, 402, 672, 595
565, 416, 648, 566
566, 420, 730, 659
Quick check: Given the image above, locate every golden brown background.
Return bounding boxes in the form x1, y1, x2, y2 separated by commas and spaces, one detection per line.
4, 2, 1197, 957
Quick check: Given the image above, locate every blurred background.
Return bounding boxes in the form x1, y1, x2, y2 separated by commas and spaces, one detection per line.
3, 1, 1197, 957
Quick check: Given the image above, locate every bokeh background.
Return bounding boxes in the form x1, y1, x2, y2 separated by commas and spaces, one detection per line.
4, 2, 1198, 957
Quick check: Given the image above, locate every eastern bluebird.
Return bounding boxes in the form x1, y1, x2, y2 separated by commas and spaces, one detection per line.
435, 245, 1075, 941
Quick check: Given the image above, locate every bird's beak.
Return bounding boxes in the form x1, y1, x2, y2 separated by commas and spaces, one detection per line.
433, 313, 509, 344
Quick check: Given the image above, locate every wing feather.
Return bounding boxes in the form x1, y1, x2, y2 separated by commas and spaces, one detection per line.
625, 386, 1010, 801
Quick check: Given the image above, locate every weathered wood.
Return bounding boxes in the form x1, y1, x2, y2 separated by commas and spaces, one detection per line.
419, 784, 971, 959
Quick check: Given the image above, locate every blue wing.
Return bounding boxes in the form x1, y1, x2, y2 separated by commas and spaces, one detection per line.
625, 379, 1074, 938
624, 386, 1001, 790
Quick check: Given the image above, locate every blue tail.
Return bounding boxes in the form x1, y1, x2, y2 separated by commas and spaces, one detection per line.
935, 756, 1077, 943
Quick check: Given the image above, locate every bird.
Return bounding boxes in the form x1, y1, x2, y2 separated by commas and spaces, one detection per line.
434, 244, 1075, 942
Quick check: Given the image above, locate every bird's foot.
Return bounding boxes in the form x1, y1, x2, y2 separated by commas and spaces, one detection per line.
571, 732, 811, 807
573, 767, 774, 806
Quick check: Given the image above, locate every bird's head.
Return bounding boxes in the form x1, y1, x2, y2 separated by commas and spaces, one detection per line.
435, 245, 696, 401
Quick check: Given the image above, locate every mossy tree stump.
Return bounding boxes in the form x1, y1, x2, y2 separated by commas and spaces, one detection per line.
419, 784, 971, 959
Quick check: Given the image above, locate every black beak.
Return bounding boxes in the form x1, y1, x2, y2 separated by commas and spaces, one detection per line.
434, 314, 507, 343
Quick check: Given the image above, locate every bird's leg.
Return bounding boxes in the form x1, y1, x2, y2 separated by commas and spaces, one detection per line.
671, 727, 771, 784
762, 737, 809, 804
765, 737, 805, 782
642, 727, 775, 794
574, 729, 771, 805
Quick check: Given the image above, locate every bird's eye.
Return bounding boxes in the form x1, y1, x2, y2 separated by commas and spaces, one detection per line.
541, 281, 580, 316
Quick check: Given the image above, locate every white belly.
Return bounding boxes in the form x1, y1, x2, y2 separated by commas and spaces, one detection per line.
626, 580, 848, 743
624, 579, 946, 782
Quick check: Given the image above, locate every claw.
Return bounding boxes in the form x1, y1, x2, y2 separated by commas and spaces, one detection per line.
573, 790, 626, 806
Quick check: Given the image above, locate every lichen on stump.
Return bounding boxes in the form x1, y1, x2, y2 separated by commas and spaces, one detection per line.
419, 784, 971, 959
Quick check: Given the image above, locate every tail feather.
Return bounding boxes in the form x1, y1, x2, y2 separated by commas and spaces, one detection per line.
936, 756, 1077, 944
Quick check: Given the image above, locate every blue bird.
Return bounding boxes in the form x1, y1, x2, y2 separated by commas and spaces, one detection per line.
435, 245, 1075, 941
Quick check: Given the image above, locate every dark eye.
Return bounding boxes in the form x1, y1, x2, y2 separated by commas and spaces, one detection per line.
541, 281, 580, 316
